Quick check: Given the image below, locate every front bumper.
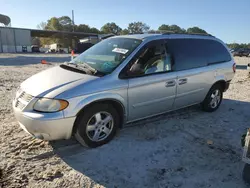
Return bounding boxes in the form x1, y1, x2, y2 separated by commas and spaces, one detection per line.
13, 101, 76, 140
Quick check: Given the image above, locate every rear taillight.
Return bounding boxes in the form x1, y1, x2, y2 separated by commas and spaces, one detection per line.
233, 63, 236, 73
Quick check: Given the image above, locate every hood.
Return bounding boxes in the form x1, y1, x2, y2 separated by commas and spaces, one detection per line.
21, 65, 97, 97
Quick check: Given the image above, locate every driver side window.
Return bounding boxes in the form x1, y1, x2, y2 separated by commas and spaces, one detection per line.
126, 40, 173, 77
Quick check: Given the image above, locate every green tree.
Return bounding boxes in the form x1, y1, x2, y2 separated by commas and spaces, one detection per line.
76, 24, 99, 33
43, 17, 72, 47
227, 43, 250, 49
187, 27, 207, 34
158, 24, 170, 31
76, 24, 92, 32
101, 22, 122, 34
36, 21, 47, 30
90, 27, 100, 34
127, 22, 150, 34
158, 24, 186, 33
31, 37, 41, 47
227, 43, 240, 49
45, 17, 62, 31
38, 16, 101, 47
120, 29, 129, 35
58, 16, 73, 31
58, 16, 72, 26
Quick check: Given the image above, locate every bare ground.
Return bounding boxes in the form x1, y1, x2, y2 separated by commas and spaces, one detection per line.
0, 54, 250, 188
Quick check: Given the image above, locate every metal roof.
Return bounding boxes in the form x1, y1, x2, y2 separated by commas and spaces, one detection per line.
0, 26, 98, 38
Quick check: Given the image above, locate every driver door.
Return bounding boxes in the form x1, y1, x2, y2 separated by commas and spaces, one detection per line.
122, 40, 177, 121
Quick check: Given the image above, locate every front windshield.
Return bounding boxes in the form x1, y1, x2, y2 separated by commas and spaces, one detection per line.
71, 37, 142, 74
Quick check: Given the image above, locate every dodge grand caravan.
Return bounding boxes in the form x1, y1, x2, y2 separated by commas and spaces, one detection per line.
13, 33, 236, 147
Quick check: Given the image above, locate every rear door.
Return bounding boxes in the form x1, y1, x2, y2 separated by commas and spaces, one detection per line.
166, 38, 232, 109
166, 39, 214, 109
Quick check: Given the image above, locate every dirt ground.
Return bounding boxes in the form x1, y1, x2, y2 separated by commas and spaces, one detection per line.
0, 54, 250, 188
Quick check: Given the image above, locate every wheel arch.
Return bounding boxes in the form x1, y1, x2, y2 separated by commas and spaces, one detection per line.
212, 79, 227, 91
201, 79, 227, 103
72, 95, 127, 134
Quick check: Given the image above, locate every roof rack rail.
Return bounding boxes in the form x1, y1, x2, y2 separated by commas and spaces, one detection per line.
160, 30, 214, 37
146, 30, 165, 34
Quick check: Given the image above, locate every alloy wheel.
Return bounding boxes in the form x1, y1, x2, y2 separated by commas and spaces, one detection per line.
210, 89, 221, 108
86, 111, 114, 142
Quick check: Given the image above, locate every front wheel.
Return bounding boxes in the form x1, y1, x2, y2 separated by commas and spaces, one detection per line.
74, 103, 120, 148
201, 84, 223, 112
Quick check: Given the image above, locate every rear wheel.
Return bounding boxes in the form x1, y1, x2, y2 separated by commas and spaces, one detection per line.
201, 84, 223, 112
74, 103, 120, 148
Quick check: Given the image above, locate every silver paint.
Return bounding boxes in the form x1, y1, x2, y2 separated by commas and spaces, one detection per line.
13, 34, 235, 140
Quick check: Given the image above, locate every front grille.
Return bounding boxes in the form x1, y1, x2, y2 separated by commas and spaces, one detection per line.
15, 91, 33, 110
19, 92, 33, 102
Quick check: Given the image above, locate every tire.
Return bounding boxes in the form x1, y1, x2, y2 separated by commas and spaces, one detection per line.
201, 84, 223, 112
243, 164, 250, 184
74, 103, 120, 148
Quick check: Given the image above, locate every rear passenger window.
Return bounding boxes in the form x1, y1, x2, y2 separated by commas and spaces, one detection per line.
166, 39, 206, 71
166, 39, 231, 71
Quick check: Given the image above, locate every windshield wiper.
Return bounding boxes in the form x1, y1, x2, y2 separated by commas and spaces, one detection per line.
65, 62, 76, 65
62, 62, 91, 74
77, 62, 97, 74
63, 62, 79, 68
77, 62, 106, 76
63, 62, 105, 76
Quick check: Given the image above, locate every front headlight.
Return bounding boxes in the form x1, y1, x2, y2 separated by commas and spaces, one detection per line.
33, 98, 69, 112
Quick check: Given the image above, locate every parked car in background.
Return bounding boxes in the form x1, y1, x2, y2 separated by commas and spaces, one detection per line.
44, 43, 68, 53
232, 48, 250, 57
74, 42, 94, 54
31, 45, 40, 53
230, 48, 236, 53
13, 33, 235, 148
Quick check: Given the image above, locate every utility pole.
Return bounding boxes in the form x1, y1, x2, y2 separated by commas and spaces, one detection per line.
72, 10, 75, 32
71, 10, 75, 52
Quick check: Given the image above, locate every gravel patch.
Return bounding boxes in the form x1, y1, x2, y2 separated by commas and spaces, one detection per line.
0, 54, 250, 188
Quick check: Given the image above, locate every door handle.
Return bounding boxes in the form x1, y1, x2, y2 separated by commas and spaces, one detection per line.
178, 78, 187, 85
165, 80, 176, 87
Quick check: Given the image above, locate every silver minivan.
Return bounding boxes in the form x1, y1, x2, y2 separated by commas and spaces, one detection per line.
13, 33, 236, 147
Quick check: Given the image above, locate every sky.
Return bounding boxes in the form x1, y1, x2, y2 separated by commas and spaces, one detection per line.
0, 0, 249, 43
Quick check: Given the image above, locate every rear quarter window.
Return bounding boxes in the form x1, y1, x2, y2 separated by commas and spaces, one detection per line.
204, 40, 231, 64
166, 38, 231, 71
